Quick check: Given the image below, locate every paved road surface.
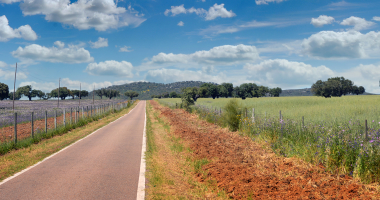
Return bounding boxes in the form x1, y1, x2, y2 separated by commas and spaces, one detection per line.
0, 101, 146, 200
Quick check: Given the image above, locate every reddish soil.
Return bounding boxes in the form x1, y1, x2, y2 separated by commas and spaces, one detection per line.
150, 100, 380, 199
0, 111, 91, 143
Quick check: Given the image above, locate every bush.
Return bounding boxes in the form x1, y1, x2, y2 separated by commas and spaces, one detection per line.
222, 99, 241, 132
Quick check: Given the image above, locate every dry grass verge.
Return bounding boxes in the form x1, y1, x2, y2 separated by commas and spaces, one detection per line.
145, 101, 229, 199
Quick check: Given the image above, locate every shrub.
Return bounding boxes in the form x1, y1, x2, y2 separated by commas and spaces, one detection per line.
222, 99, 241, 132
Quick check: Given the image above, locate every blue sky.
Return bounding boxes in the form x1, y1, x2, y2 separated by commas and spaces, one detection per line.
1, 0, 380, 94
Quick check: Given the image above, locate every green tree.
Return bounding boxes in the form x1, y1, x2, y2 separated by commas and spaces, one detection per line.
269, 87, 282, 97
219, 85, 228, 98
17, 85, 38, 101
8, 92, 21, 100
104, 89, 119, 99
169, 91, 179, 98
50, 87, 70, 100
198, 86, 209, 98
209, 85, 219, 99
238, 83, 252, 100
311, 80, 324, 96
124, 90, 139, 100
95, 88, 107, 99
0, 82, 9, 100
221, 83, 233, 97
35, 90, 45, 100
359, 86, 365, 94
181, 87, 196, 112
71, 90, 79, 99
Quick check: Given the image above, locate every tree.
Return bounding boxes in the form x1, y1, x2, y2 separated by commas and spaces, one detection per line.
17, 85, 39, 101
181, 87, 196, 111
238, 83, 252, 100
219, 85, 228, 98
50, 87, 70, 100
269, 87, 282, 97
209, 85, 219, 99
35, 90, 45, 100
95, 88, 107, 99
198, 86, 209, 98
8, 92, 21, 100
0, 82, 9, 100
221, 83, 233, 97
169, 91, 179, 98
124, 90, 139, 100
104, 90, 119, 99
359, 86, 365, 94
71, 90, 80, 99
312, 77, 364, 98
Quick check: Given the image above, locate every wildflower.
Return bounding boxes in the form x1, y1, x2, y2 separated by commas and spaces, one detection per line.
369, 140, 374, 143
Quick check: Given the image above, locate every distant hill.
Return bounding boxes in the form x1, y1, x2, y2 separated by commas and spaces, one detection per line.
83, 82, 376, 100
85, 81, 216, 100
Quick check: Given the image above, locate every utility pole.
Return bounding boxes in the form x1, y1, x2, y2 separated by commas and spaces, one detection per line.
58, 78, 60, 108
93, 85, 95, 105
13, 63, 17, 112
79, 83, 81, 106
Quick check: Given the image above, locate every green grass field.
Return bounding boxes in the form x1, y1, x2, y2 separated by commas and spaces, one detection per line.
158, 95, 380, 183
159, 96, 380, 127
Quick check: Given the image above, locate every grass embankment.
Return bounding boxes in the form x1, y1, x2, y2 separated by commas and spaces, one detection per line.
0, 101, 138, 182
159, 96, 380, 184
145, 101, 229, 199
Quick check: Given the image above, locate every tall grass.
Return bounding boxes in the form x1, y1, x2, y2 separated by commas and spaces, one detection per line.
158, 96, 380, 183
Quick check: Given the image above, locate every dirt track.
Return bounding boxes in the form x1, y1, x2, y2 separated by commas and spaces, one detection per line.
0, 101, 146, 199
151, 100, 380, 199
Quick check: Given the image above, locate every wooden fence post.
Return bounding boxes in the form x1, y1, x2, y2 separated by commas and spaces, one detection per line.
252, 108, 255, 123
54, 110, 57, 130
45, 110, 47, 132
31, 112, 34, 137
63, 109, 66, 126
82, 107, 84, 118
302, 116, 304, 127
279, 110, 282, 121
365, 119, 368, 141
70, 108, 72, 124
14, 112, 17, 144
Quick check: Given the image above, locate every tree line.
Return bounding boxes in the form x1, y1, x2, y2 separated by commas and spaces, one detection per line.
311, 77, 365, 98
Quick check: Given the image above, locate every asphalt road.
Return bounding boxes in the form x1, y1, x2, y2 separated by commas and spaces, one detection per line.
0, 101, 146, 200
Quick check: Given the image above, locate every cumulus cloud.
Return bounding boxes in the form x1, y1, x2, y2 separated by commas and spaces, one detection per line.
341, 64, 380, 94
340, 16, 375, 31
0, 15, 37, 42
18, 0, 146, 31
54, 41, 65, 48
244, 59, 334, 88
302, 30, 380, 59
142, 44, 260, 70
373, 16, 380, 21
119, 46, 132, 52
255, 0, 285, 5
145, 68, 224, 84
85, 60, 133, 77
0, 0, 21, 3
311, 15, 335, 27
164, 4, 235, 20
177, 21, 184, 26
0, 66, 27, 80
12, 42, 94, 63
0, 61, 8, 68
89, 37, 108, 49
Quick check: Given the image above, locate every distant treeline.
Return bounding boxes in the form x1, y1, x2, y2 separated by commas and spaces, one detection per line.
311, 77, 365, 98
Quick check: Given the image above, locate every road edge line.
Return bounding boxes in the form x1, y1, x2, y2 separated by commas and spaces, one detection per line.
0, 101, 140, 186
136, 101, 147, 200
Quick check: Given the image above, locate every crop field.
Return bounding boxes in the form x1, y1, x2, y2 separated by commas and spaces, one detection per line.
0, 99, 126, 143
159, 95, 380, 183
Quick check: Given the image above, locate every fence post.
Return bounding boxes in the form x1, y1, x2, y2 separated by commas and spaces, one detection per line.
70, 108, 72, 124
365, 119, 368, 141
63, 109, 66, 126
252, 108, 255, 123
91, 105, 92, 116
31, 112, 34, 137
82, 107, 84, 118
279, 110, 282, 121
45, 110, 47, 132
302, 116, 304, 127
14, 112, 17, 144
54, 110, 57, 130
87, 106, 89, 118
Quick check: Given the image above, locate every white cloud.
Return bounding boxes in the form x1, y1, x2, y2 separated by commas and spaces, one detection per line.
255, 0, 285, 5
341, 64, 380, 94
85, 60, 133, 77
119, 46, 133, 52
0, 15, 37, 42
19, 81, 56, 92
89, 37, 108, 49
12, 42, 94, 63
340, 16, 375, 31
0, 0, 21, 3
177, 21, 184, 26
302, 30, 380, 59
54, 41, 65, 48
0, 68, 27, 80
0, 61, 8, 68
244, 59, 334, 88
145, 68, 224, 84
164, 4, 235, 20
373, 16, 380, 21
19, 0, 146, 31
311, 15, 335, 27
142, 44, 260, 70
